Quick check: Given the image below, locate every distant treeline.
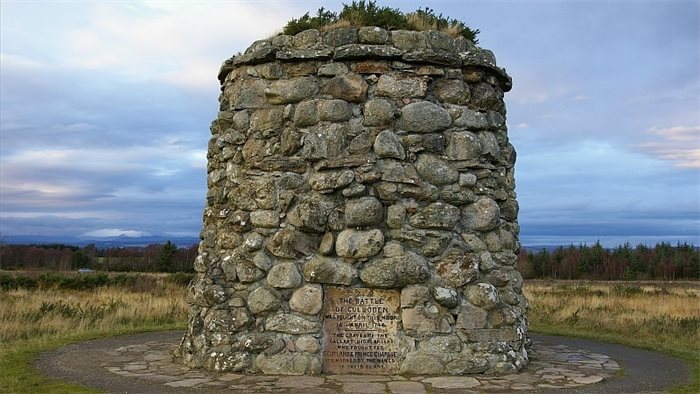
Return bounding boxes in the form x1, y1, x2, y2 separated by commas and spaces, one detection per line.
0, 242, 197, 273
2, 241, 698, 280
517, 242, 699, 280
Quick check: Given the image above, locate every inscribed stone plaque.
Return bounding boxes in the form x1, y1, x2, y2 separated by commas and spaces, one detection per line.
322, 287, 400, 374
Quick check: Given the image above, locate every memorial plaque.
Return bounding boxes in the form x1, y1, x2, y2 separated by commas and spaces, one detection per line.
322, 287, 400, 374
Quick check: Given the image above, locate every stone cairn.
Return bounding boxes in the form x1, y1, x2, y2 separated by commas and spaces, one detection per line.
176, 27, 528, 376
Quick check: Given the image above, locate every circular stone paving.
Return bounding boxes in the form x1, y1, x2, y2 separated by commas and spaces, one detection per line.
102, 336, 619, 392
36, 330, 691, 393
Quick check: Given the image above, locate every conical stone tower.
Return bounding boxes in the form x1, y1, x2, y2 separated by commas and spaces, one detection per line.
176, 26, 529, 376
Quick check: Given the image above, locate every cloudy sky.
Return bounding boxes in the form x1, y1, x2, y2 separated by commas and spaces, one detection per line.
1, 0, 698, 247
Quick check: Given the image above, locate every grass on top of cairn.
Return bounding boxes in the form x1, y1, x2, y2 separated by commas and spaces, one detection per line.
525, 280, 700, 393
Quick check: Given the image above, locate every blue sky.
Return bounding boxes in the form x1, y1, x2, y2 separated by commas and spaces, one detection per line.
1, 0, 698, 247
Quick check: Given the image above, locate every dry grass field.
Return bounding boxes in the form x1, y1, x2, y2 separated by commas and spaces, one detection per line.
0, 275, 697, 392
525, 280, 700, 393
0, 273, 189, 393
0, 281, 188, 344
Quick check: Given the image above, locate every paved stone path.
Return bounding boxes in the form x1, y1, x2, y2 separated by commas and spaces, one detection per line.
36, 331, 690, 393
102, 339, 619, 393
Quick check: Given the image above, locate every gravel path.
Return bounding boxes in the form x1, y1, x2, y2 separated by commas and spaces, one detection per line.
533, 334, 691, 393
33, 331, 691, 393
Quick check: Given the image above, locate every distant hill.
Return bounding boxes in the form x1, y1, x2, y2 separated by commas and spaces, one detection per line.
5, 235, 557, 250
1, 235, 200, 248
3, 236, 694, 252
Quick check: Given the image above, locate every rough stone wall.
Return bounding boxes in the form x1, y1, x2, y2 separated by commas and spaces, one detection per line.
176, 27, 528, 375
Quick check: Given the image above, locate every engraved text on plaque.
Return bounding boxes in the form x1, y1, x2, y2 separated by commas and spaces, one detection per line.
322, 287, 400, 374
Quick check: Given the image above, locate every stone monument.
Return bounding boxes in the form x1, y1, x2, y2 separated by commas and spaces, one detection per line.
175, 26, 528, 375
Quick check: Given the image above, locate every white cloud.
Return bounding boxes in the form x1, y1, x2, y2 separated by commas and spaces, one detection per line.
161, 59, 220, 93
83, 228, 149, 238
507, 71, 573, 105
509, 89, 550, 104
1, 1, 303, 93
58, 123, 99, 133
51, 1, 296, 91
637, 125, 700, 168
3, 211, 119, 220
187, 149, 208, 169
516, 122, 529, 129
0, 52, 43, 70
0, 139, 206, 211
2, 139, 203, 172
649, 125, 700, 142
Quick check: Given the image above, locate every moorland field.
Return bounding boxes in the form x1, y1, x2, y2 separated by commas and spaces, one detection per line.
0, 272, 697, 393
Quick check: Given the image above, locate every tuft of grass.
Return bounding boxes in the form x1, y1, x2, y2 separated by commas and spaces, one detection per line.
283, 6, 339, 35
405, 7, 479, 43
165, 272, 195, 287
525, 280, 700, 393
610, 283, 646, 296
